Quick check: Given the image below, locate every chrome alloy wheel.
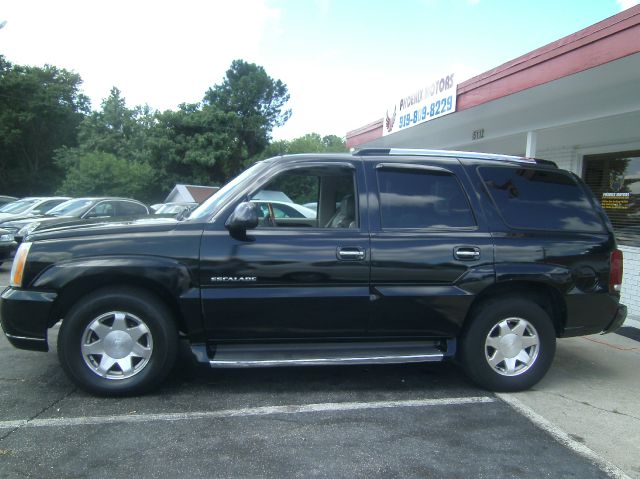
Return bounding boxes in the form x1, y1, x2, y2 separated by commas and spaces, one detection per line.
81, 311, 153, 380
484, 317, 540, 377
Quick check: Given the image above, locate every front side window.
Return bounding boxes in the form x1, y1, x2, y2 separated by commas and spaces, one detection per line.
249, 165, 357, 228
480, 166, 605, 233
88, 202, 116, 217
377, 168, 475, 229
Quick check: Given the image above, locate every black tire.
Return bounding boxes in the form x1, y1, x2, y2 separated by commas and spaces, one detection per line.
57, 286, 178, 397
459, 298, 556, 392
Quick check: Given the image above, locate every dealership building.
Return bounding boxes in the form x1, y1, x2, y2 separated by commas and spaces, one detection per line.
346, 6, 640, 324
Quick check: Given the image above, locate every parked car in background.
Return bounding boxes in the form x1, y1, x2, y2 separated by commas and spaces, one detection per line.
251, 199, 317, 220
153, 202, 198, 217
0, 227, 16, 266
250, 190, 316, 219
0, 196, 17, 208
2, 197, 149, 241
0, 197, 71, 222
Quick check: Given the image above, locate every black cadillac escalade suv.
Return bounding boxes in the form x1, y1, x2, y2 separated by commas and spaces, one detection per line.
0, 149, 627, 396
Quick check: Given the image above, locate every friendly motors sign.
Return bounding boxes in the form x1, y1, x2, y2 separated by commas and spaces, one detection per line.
383, 73, 458, 136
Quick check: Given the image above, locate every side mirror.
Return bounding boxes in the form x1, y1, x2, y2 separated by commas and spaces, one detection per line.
225, 202, 259, 232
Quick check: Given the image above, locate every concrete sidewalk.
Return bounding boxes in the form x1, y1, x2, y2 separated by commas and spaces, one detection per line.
502, 332, 640, 478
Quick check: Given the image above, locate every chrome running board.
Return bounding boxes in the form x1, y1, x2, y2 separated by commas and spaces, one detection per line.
190, 340, 454, 369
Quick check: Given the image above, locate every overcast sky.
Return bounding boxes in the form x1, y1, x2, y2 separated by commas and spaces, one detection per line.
0, 0, 637, 140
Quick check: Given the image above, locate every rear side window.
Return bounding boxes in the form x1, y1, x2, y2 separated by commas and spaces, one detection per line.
117, 201, 148, 216
480, 166, 605, 232
377, 168, 475, 229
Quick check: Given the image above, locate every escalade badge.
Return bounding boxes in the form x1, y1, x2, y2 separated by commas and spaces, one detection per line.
211, 276, 257, 283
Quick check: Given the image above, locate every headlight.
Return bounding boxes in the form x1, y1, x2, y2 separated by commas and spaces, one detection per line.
0, 233, 13, 242
10, 242, 32, 288
17, 222, 40, 237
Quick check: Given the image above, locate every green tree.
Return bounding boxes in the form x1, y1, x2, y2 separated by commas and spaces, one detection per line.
77, 87, 154, 163
0, 56, 90, 195
55, 87, 161, 202
146, 60, 292, 189
148, 104, 235, 192
57, 151, 156, 201
262, 133, 347, 157
204, 59, 291, 178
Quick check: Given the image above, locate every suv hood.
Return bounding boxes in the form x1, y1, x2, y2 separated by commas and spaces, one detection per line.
28, 217, 180, 242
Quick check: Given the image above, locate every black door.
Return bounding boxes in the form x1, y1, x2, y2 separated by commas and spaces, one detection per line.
367, 160, 495, 338
199, 161, 371, 340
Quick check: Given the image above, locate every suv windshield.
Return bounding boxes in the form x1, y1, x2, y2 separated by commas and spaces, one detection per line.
46, 199, 94, 217
189, 162, 268, 221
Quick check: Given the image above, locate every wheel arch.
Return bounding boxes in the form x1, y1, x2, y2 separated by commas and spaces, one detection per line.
464, 281, 567, 337
35, 256, 195, 335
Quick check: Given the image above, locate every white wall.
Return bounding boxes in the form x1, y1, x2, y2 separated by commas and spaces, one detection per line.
538, 147, 579, 173
620, 246, 640, 324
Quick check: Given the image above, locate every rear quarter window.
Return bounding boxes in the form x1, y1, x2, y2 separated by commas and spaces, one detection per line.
117, 201, 148, 216
479, 166, 605, 233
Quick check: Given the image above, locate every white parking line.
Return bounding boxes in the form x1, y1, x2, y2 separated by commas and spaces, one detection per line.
0, 396, 494, 429
497, 393, 632, 479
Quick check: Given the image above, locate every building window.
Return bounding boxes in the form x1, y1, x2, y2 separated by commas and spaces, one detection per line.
583, 151, 640, 245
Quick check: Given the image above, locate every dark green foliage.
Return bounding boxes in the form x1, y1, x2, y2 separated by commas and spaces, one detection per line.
0, 55, 90, 196
262, 133, 347, 158
55, 88, 159, 203
57, 151, 156, 200
204, 59, 291, 178
2, 55, 345, 203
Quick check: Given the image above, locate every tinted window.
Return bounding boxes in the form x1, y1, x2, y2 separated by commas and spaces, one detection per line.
480, 166, 605, 232
377, 168, 475, 229
118, 201, 148, 216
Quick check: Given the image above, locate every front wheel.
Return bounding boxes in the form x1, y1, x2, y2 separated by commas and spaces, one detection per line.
57, 287, 178, 396
459, 298, 556, 392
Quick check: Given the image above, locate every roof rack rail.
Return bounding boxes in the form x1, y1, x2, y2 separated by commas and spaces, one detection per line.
353, 148, 552, 165
353, 148, 391, 156
530, 158, 558, 168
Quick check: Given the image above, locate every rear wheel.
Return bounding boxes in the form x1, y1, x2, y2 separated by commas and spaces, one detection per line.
58, 287, 178, 396
459, 298, 556, 392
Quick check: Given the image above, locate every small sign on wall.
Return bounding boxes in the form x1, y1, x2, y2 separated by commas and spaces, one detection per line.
472, 129, 485, 141
602, 192, 630, 209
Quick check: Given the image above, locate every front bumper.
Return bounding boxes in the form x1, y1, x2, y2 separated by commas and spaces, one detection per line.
0, 287, 57, 351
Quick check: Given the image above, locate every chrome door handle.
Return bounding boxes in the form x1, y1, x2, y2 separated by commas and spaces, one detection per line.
454, 247, 480, 261
337, 247, 366, 261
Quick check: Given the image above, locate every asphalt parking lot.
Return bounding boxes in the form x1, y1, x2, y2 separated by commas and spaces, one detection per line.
0, 263, 638, 479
